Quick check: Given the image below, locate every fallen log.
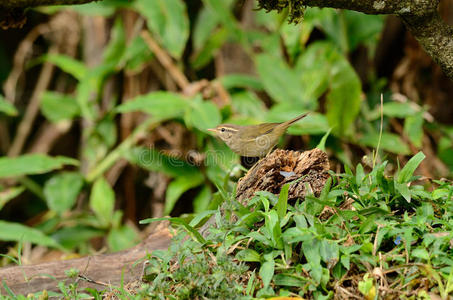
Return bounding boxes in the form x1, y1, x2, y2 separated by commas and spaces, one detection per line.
0, 224, 172, 295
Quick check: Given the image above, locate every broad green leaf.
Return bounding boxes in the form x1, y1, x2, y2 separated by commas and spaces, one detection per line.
259, 256, 275, 289
404, 112, 424, 148
192, 5, 219, 51
201, 0, 242, 41
236, 249, 261, 262
103, 17, 126, 66
193, 186, 212, 213
383, 102, 417, 118
231, 91, 266, 120
273, 273, 307, 287
344, 11, 384, 51
89, 177, 115, 227
43, 54, 87, 80
398, 151, 425, 183
0, 95, 18, 116
265, 210, 283, 249
135, 0, 189, 58
411, 248, 429, 261
189, 209, 216, 227
0, 154, 78, 178
116, 91, 189, 121
325, 54, 361, 136
0, 186, 25, 210
220, 74, 263, 91
107, 225, 140, 252
40, 91, 79, 122
276, 184, 289, 220
359, 132, 410, 155
0, 221, 62, 249
44, 172, 84, 214
69, 0, 132, 16
191, 27, 228, 69
186, 99, 221, 132
319, 240, 339, 265
125, 147, 201, 178
123, 36, 154, 71
256, 54, 303, 105
164, 173, 204, 215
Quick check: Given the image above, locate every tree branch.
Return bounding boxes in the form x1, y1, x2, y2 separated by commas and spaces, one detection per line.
0, 0, 97, 8
258, 0, 453, 80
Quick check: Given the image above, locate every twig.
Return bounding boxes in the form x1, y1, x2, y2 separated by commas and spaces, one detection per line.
7, 46, 58, 157
140, 30, 190, 91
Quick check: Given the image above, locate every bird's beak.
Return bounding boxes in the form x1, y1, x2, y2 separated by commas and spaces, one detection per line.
207, 128, 217, 133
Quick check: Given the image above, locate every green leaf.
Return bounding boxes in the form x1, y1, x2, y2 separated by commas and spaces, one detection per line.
273, 273, 307, 287
359, 132, 410, 155
125, 147, 201, 178
164, 173, 204, 215
89, 177, 115, 227
383, 102, 417, 118
276, 184, 289, 220
325, 54, 361, 136
44, 172, 84, 214
186, 98, 221, 132
135, 0, 189, 58
236, 249, 261, 262
201, 0, 242, 41
0, 154, 78, 178
192, 5, 219, 51
0, 221, 62, 249
411, 248, 429, 261
404, 112, 424, 148
397, 151, 425, 183
43, 54, 87, 80
265, 210, 283, 249
40, 91, 79, 122
259, 256, 275, 289
116, 91, 189, 121
189, 209, 216, 227
256, 54, 305, 105
191, 27, 228, 69
0, 95, 18, 116
123, 36, 154, 71
103, 17, 126, 66
231, 91, 266, 120
193, 186, 212, 213
316, 128, 332, 151
107, 225, 140, 252
220, 74, 263, 91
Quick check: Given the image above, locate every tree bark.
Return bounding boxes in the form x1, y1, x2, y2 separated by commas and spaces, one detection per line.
236, 148, 330, 204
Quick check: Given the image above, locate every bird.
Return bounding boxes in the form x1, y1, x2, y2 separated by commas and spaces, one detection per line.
207, 113, 309, 157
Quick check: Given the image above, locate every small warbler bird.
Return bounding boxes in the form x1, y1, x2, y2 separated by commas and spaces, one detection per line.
207, 113, 308, 157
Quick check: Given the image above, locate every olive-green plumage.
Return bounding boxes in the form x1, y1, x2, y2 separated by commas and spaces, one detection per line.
208, 113, 308, 157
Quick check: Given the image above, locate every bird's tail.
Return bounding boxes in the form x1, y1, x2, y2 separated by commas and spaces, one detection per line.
283, 112, 309, 126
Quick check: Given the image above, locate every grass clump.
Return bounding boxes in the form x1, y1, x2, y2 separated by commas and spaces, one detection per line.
142, 152, 453, 299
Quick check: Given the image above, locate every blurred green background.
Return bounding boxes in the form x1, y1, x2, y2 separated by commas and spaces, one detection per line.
0, 0, 453, 261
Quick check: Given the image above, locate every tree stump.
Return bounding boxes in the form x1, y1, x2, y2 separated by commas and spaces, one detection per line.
236, 148, 330, 205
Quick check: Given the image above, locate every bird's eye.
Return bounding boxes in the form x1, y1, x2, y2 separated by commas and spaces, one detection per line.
221, 128, 225, 132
